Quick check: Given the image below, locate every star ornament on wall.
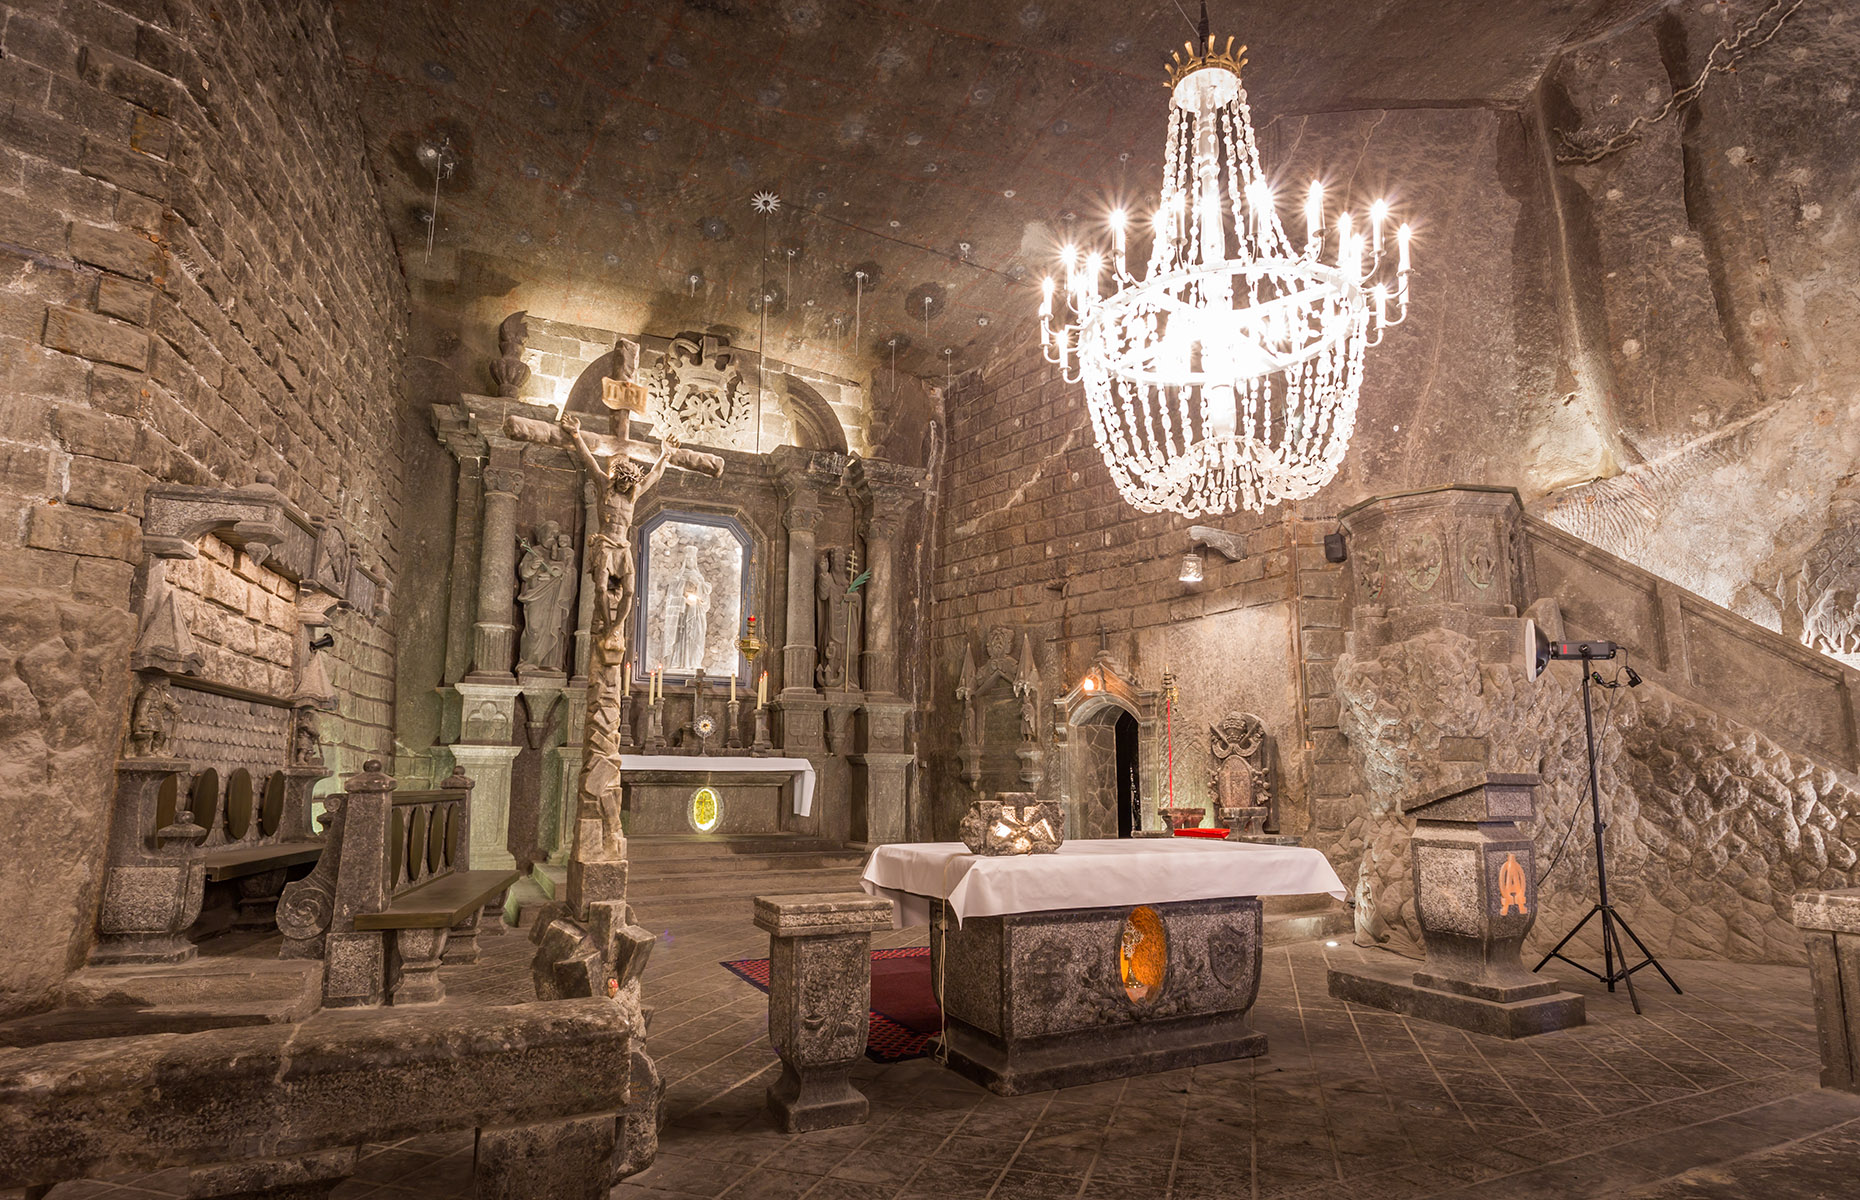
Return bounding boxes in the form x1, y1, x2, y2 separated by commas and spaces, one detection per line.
750, 191, 782, 214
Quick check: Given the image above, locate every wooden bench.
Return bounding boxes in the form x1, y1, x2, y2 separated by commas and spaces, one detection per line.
279, 762, 517, 1006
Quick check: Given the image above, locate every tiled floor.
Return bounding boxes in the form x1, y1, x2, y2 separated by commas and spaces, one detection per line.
46, 900, 1860, 1200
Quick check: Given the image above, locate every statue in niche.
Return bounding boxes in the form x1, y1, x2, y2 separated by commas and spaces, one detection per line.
127, 678, 177, 758
659, 544, 713, 673
516, 521, 576, 673
505, 382, 723, 905
1209, 711, 1272, 835
816, 547, 862, 689
489, 311, 531, 398
290, 708, 324, 767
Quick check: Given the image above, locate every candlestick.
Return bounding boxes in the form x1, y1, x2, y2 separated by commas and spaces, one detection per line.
726, 696, 743, 750
750, 704, 773, 757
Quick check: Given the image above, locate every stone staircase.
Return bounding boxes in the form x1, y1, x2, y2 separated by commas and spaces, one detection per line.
530, 833, 871, 926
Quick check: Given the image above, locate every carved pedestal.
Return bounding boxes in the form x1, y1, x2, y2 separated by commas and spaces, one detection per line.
91, 759, 208, 965
753, 893, 894, 1133
448, 679, 523, 871
389, 927, 450, 1005
1328, 773, 1585, 1038
931, 896, 1266, 1095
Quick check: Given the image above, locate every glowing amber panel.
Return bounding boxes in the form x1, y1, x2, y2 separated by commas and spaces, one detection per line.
1119, 905, 1168, 1003
690, 786, 721, 833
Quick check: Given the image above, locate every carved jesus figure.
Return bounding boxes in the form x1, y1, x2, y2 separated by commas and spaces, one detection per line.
505, 389, 722, 911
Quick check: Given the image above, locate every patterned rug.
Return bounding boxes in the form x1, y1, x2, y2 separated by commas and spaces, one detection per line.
722, 946, 940, 1063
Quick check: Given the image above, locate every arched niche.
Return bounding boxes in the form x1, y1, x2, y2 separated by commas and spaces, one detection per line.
778, 375, 850, 454
1052, 649, 1159, 839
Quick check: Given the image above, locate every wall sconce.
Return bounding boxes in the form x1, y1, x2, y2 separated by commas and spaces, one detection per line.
308, 632, 335, 652
1181, 525, 1246, 583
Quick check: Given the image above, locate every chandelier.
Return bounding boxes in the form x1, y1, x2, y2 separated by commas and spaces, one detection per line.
1040, 8, 1412, 517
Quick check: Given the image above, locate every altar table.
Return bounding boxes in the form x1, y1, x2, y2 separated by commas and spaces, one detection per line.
617, 755, 816, 817
859, 839, 1346, 1094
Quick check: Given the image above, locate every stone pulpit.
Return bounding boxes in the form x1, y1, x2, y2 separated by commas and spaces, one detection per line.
1329, 772, 1585, 1038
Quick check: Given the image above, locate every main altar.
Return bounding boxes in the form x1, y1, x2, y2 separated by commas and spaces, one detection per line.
862, 839, 1346, 1094
410, 324, 930, 876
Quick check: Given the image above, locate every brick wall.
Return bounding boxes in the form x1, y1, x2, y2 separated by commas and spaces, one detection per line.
928, 330, 1308, 839
0, 0, 407, 1017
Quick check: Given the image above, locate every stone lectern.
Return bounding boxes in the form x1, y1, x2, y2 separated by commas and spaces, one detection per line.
753, 892, 894, 1132
1329, 772, 1585, 1038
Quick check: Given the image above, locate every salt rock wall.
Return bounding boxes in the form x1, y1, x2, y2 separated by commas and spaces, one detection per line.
1530, 1, 1860, 663
0, 0, 407, 1018
1336, 627, 1859, 965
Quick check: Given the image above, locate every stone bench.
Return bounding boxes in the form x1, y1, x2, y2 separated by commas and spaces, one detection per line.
95, 750, 328, 963
1795, 887, 1860, 1092
280, 762, 517, 1006
0, 997, 637, 1200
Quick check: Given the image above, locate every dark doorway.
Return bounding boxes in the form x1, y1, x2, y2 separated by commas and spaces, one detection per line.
1115, 711, 1140, 838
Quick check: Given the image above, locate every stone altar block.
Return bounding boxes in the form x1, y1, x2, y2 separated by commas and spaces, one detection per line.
752, 892, 894, 1133
1328, 772, 1585, 1038
932, 896, 1266, 1095
1794, 887, 1860, 1092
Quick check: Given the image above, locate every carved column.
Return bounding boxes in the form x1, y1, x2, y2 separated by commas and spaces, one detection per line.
848, 458, 927, 846
771, 447, 839, 756
469, 442, 525, 681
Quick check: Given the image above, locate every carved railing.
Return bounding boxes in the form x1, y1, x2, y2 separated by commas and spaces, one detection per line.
1521, 516, 1860, 777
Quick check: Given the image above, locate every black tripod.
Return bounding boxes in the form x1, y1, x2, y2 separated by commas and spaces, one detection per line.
1533, 647, 1681, 1013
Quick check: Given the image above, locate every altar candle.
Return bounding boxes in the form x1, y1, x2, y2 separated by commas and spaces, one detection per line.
730, 671, 737, 702
757, 670, 768, 708
623, 661, 630, 696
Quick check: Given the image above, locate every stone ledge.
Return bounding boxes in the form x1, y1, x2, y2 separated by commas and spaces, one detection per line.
753, 892, 894, 937
1796, 887, 1860, 936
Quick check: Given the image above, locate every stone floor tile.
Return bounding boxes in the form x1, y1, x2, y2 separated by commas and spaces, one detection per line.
988, 1168, 1088, 1199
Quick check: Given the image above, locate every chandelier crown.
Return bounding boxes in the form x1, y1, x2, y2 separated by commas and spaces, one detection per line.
1163, 35, 1247, 91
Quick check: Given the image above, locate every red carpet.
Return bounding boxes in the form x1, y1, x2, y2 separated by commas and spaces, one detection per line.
723, 946, 939, 1062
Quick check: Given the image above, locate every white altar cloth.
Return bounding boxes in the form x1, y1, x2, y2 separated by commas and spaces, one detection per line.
861, 839, 1347, 928
617, 755, 817, 817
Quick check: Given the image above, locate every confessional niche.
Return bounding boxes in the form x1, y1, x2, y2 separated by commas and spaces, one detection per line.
1118, 905, 1169, 1003
1052, 643, 1160, 838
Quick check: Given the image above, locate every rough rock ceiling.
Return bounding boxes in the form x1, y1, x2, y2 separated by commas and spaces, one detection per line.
334, 0, 1656, 382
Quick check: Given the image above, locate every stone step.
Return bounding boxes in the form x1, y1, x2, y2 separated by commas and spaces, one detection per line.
623, 833, 855, 859
626, 851, 868, 877
59, 956, 323, 1024
626, 866, 865, 902
1264, 903, 1352, 947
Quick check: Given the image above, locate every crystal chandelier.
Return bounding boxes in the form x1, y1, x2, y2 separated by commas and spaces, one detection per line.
1040, 7, 1412, 517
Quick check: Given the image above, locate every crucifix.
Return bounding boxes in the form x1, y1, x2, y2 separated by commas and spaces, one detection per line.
505, 343, 724, 911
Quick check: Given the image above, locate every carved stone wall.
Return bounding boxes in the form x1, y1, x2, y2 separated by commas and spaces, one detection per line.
1334, 623, 1860, 965
0, 0, 406, 1018
163, 536, 298, 699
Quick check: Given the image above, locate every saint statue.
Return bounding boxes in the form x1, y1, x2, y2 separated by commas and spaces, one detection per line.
660, 544, 712, 672
516, 520, 576, 673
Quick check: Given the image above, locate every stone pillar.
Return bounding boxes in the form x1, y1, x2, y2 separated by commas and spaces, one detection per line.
469, 443, 525, 681
449, 736, 521, 872
771, 447, 837, 755
1795, 888, 1860, 1092
847, 459, 926, 846
753, 892, 895, 1133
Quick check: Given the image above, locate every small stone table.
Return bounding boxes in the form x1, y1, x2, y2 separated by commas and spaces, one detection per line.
752, 892, 895, 1132
1794, 887, 1860, 1092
